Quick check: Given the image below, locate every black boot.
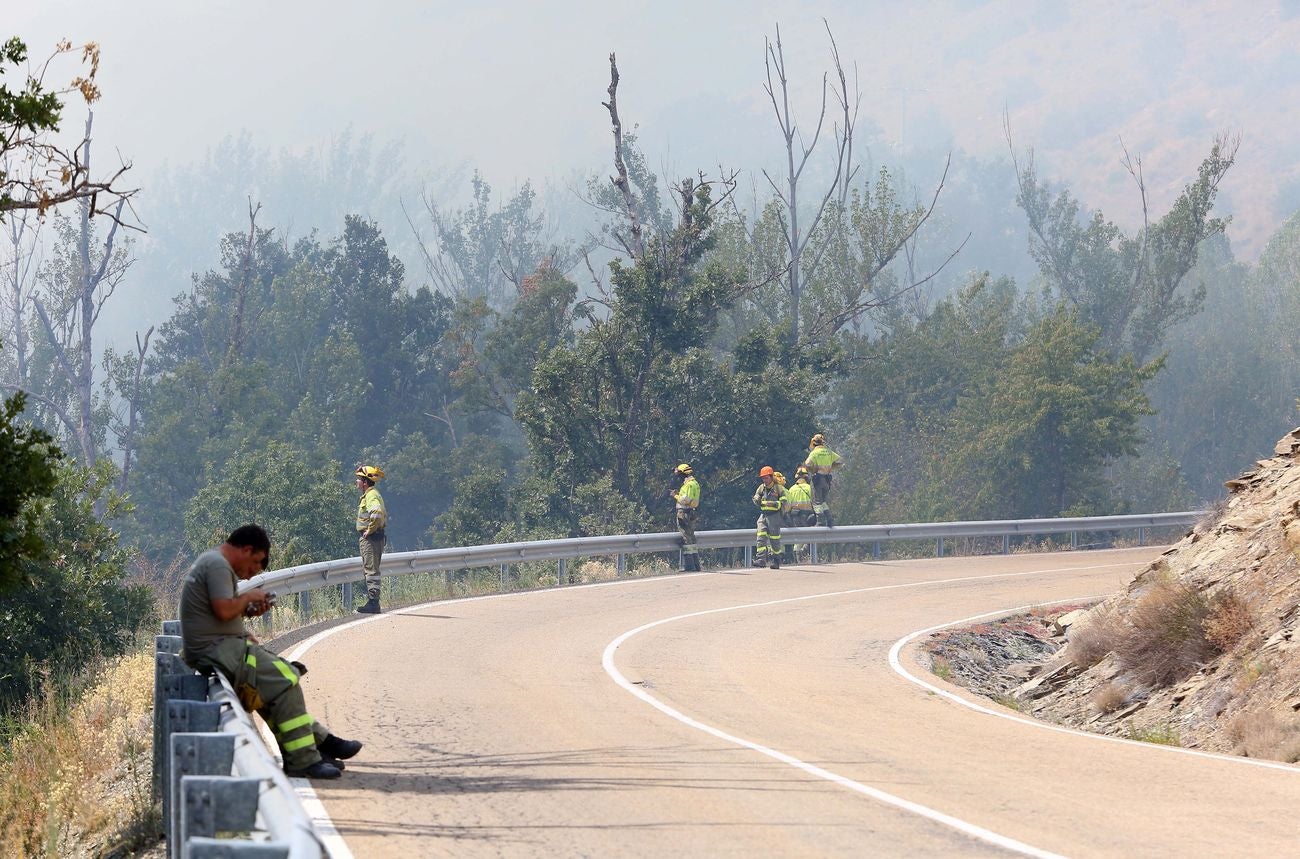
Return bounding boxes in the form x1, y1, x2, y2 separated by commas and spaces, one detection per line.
770, 555, 781, 569
356, 597, 381, 614
319, 734, 363, 760
284, 759, 342, 779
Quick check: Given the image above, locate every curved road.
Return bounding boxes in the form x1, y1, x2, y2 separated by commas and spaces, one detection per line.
289, 548, 1300, 857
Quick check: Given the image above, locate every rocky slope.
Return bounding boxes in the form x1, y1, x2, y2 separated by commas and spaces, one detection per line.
926, 427, 1300, 760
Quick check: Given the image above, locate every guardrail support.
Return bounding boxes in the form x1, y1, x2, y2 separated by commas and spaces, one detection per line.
617, 554, 626, 576
872, 541, 881, 560
169, 731, 234, 858
1138, 526, 1147, 546
500, 564, 508, 589
298, 590, 311, 625
187, 838, 290, 858
744, 545, 752, 567
341, 581, 353, 609
154, 648, 205, 802
179, 776, 261, 850
937, 537, 945, 558
810, 544, 819, 564
558, 558, 567, 584
1002, 534, 1010, 554
1070, 530, 1078, 549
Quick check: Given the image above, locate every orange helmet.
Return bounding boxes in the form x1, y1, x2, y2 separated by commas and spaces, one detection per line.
759, 466, 774, 478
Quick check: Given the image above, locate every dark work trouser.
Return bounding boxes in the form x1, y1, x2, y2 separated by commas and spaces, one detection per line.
192, 638, 328, 770
360, 532, 386, 600
677, 508, 699, 570
811, 474, 833, 525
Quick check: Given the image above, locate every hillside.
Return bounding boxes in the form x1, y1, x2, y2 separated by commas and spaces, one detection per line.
929, 426, 1300, 759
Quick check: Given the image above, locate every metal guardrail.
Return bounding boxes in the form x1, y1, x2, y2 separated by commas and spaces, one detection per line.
181, 511, 1196, 853
154, 622, 323, 858
243, 512, 1201, 606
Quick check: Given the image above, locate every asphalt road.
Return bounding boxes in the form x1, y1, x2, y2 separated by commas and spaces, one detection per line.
288, 548, 1300, 857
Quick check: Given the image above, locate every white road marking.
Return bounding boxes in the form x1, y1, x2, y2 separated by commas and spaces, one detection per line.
290, 550, 1253, 856
887, 599, 1300, 773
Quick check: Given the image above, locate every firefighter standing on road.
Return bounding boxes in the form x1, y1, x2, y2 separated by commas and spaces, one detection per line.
802, 433, 843, 527
354, 465, 387, 614
784, 465, 815, 563
752, 466, 787, 569
670, 463, 701, 571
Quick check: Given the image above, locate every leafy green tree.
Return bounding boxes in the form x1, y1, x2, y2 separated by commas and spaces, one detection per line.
1012, 136, 1237, 362
0, 458, 151, 714
183, 439, 353, 568
927, 305, 1159, 519
130, 216, 465, 558
0, 390, 61, 593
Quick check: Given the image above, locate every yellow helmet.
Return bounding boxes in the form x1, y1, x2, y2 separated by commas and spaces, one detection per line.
675, 463, 693, 476
355, 465, 385, 483
810, 433, 826, 448
773, 471, 787, 486
795, 465, 810, 479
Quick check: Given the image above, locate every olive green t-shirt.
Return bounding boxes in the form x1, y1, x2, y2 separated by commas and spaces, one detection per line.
179, 549, 248, 665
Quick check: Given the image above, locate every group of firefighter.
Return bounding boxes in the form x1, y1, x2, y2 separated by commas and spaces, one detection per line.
669, 433, 843, 572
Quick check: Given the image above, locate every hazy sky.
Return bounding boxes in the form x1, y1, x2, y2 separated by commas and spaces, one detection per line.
13, 0, 1300, 257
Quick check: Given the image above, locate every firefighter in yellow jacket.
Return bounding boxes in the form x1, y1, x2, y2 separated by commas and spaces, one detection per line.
802, 433, 843, 527
670, 463, 701, 571
752, 465, 788, 569
784, 465, 815, 563
354, 465, 387, 614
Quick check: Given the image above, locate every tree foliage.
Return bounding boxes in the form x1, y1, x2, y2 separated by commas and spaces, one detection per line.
0, 390, 61, 593
0, 458, 151, 715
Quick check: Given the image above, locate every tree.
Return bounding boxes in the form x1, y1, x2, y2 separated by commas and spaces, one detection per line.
1010, 129, 1237, 362
0, 390, 61, 593
410, 172, 581, 312
0, 458, 151, 714
931, 305, 1159, 519
183, 439, 353, 568
0, 37, 135, 220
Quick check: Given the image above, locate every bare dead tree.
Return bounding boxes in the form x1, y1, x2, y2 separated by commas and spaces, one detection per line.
601, 53, 646, 261
761, 20, 857, 345
1, 197, 41, 388
110, 325, 152, 492
222, 200, 262, 378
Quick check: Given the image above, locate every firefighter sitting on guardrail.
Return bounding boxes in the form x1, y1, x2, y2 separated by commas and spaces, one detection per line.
178, 524, 364, 780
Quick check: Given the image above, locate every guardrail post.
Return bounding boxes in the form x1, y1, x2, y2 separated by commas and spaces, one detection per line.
872, 541, 881, 560
1002, 534, 1010, 554
169, 731, 234, 858
1070, 530, 1078, 549
1138, 526, 1147, 547
298, 590, 311, 625
154, 670, 207, 804
744, 545, 752, 567
617, 554, 626, 576
187, 838, 290, 858
341, 581, 353, 609
500, 564, 508, 589
558, 558, 567, 584
810, 543, 819, 565
937, 537, 945, 558
179, 776, 261, 851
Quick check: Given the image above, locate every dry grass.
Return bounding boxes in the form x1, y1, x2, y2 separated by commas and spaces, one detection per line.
1091, 681, 1129, 715
1064, 606, 1119, 668
1113, 578, 1218, 688
0, 651, 158, 858
1203, 587, 1258, 652
1225, 710, 1300, 762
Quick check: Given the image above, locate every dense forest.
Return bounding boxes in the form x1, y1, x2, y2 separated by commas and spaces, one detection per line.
3, 36, 1298, 715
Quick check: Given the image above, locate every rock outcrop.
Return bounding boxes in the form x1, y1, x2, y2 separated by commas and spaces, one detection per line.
929, 427, 1300, 761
